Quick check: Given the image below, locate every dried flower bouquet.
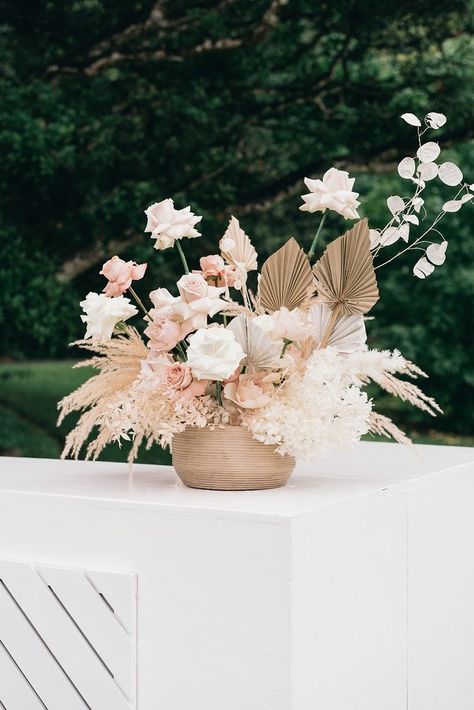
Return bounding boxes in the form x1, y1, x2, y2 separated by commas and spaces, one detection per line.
59, 112, 472, 466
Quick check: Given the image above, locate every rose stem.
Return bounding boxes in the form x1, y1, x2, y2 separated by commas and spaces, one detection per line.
308, 212, 327, 260
129, 286, 151, 320
215, 381, 223, 406
175, 240, 190, 274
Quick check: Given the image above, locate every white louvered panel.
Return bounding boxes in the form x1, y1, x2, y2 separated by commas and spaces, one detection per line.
87, 569, 135, 634
0, 581, 86, 710
0, 560, 136, 710
0, 640, 47, 710
37, 566, 133, 698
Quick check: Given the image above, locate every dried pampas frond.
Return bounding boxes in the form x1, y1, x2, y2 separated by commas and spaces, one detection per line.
258, 237, 315, 313
58, 327, 147, 459
368, 412, 413, 446
313, 218, 379, 320
370, 372, 442, 416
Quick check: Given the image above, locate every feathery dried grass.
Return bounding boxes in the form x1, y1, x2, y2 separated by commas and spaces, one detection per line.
370, 372, 442, 416
368, 412, 413, 446
58, 327, 147, 459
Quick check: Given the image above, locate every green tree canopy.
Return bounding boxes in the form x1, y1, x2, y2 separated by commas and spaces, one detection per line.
0, 0, 473, 433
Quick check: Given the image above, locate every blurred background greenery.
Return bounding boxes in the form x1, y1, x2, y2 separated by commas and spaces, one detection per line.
0, 0, 473, 462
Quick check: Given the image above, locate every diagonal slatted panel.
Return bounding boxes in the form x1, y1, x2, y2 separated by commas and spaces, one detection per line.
87, 570, 135, 635
0, 560, 136, 710
0, 639, 47, 710
0, 582, 86, 710
36, 566, 133, 698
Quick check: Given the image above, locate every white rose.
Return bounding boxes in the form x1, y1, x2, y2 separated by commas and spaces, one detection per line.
186, 328, 245, 381
299, 167, 360, 219
254, 308, 311, 342
144, 198, 202, 250
80, 292, 137, 342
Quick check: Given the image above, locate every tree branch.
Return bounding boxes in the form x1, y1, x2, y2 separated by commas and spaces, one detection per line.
47, 0, 288, 77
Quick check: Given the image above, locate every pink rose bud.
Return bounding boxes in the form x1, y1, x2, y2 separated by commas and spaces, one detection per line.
100, 256, 147, 297
196, 255, 239, 287
177, 273, 208, 303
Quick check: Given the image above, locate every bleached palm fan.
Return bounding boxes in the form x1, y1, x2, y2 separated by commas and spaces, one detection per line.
227, 314, 280, 371
308, 303, 367, 353
220, 216, 258, 272
258, 238, 314, 313
312, 218, 379, 319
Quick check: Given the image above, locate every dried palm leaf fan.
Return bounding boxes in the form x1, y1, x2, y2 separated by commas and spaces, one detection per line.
227, 314, 281, 370
312, 218, 379, 346
220, 216, 258, 272
258, 238, 315, 313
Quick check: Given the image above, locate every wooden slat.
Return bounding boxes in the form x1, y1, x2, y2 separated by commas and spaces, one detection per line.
87, 570, 135, 634
37, 566, 132, 698
0, 583, 86, 710
0, 561, 131, 710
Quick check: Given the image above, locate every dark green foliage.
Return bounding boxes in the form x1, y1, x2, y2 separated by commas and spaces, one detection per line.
0, 0, 473, 434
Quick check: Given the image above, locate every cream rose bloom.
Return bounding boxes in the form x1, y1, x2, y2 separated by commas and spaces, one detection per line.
186, 328, 245, 381
223, 374, 271, 409
144, 198, 202, 250
254, 307, 311, 343
80, 292, 137, 342
300, 168, 360, 219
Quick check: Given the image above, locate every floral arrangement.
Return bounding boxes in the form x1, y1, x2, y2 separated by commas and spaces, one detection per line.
59, 111, 472, 463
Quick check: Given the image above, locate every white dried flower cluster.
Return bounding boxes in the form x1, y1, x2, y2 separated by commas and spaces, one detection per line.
103, 379, 229, 455
242, 348, 372, 459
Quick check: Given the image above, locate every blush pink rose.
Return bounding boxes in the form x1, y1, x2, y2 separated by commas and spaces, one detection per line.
177, 273, 208, 302
144, 315, 181, 352
163, 363, 208, 401
100, 255, 147, 297
223, 374, 271, 409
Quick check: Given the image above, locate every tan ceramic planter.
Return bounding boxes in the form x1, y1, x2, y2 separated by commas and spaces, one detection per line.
172, 425, 295, 491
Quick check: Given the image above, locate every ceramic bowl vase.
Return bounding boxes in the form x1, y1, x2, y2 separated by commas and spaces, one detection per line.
172, 425, 295, 491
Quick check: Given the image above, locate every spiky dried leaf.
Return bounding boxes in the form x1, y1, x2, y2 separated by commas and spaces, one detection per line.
312, 218, 379, 318
258, 237, 314, 313
220, 216, 258, 272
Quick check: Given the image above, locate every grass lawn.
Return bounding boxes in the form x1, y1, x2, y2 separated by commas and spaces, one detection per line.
0, 361, 472, 463
0, 361, 170, 464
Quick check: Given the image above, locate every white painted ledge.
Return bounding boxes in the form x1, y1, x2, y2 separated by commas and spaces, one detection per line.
0, 441, 473, 709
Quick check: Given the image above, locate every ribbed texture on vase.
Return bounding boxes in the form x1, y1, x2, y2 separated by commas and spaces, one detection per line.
172, 426, 295, 491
